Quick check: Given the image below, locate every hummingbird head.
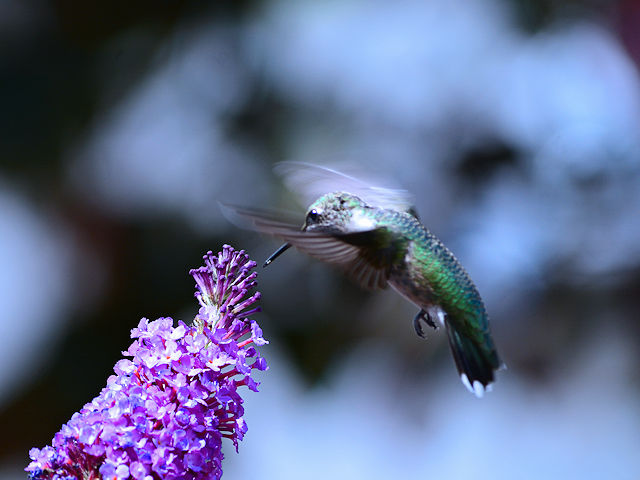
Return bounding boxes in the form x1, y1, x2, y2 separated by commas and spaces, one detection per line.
302, 192, 371, 233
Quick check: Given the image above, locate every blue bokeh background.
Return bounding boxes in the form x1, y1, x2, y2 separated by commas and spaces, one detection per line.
1, 1, 639, 478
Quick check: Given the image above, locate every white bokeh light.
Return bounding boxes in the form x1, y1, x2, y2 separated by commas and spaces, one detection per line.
0, 182, 75, 407
69, 25, 270, 232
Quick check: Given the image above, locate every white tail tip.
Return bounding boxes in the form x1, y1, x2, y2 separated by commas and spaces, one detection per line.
461, 373, 489, 398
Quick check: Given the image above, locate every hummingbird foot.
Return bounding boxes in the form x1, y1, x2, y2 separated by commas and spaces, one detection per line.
413, 309, 438, 338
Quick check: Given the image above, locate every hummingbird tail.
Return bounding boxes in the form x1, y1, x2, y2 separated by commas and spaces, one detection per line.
445, 322, 500, 398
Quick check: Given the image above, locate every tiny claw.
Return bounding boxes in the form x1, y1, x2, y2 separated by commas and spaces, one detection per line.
424, 313, 437, 330
413, 308, 437, 338
413, 309, 427, 338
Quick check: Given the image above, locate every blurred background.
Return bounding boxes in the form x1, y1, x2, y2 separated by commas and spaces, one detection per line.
1, 0, 640, 478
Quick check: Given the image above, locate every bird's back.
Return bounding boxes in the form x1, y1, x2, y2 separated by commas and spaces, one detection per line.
377, 209, 500, 369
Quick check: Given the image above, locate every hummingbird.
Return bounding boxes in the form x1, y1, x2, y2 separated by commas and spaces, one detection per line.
223, 162, 502, 396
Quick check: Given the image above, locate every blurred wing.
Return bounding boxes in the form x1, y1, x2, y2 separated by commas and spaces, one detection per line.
221, 203, 393, 290
275, 162, 415, 213
220, 202, 303, 233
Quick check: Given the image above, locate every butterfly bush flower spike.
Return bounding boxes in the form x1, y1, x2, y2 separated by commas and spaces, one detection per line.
26, 245, 268, 480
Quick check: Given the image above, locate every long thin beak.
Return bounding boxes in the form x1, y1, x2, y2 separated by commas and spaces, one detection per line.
263, 243, 291, 267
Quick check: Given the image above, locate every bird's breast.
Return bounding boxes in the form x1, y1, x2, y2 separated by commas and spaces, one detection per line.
388, 257, 437, 309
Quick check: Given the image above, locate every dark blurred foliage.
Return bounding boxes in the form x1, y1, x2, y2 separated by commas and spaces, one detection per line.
1, 0, 640, 477
0, 0, 210, 452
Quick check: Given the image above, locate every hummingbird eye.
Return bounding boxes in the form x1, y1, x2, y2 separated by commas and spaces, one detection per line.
306, 209, 319, 224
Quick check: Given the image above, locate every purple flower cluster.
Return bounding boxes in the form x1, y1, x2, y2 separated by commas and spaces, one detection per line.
26, 245, 267, 480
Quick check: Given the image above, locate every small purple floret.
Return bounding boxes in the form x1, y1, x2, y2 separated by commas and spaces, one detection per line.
26, 245, 267, 480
